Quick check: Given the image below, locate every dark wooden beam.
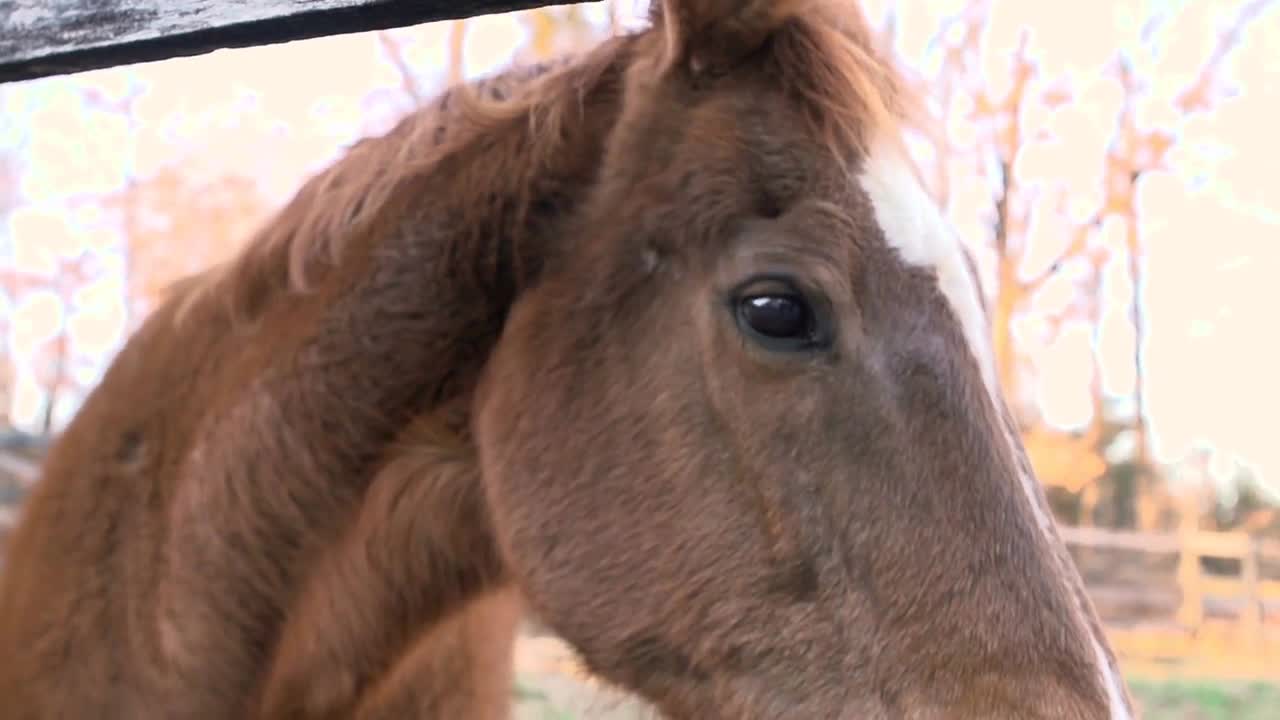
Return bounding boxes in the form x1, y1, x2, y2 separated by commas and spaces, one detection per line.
0, 0, 582, 85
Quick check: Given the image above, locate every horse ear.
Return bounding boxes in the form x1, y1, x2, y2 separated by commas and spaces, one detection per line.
652, 0, 799, 76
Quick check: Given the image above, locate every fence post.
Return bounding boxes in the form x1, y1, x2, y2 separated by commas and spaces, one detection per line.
1175, 514, 1203, 630
1240, 538, 1262, 646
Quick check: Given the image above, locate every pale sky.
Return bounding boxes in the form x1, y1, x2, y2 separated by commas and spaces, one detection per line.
2, 0, 1277, 500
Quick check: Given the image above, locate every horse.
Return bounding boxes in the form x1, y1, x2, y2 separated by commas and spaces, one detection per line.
0, 1, 1136, 718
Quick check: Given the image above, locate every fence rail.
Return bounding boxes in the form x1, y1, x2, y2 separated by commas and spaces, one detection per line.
0, 451, 38, 487
1059, 525, 1280, 559
0, 0, 578, 84
1059, 524, 1280, 643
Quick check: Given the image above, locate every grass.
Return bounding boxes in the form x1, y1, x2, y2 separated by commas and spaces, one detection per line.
1128, 677, 1280, 719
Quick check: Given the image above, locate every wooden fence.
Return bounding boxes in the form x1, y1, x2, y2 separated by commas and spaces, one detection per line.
1059, 525, 1280, 634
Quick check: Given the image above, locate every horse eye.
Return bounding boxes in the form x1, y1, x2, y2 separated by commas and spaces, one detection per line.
739, 294, 811, 340
730, 276, 831, 353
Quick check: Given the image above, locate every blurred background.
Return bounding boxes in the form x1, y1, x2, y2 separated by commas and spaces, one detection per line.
0, 1, 1277, 717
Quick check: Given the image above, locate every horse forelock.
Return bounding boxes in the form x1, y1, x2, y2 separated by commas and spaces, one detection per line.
759, 2, 927, 160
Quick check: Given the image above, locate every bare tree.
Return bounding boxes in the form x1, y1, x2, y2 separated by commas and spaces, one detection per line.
81, 77, 146, 331
0, 87, 27, 429
899, 0, 1274, 527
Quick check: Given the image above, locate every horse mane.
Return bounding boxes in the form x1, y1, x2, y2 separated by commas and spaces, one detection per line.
172, 1, 929, 326
171, 45, 621, 326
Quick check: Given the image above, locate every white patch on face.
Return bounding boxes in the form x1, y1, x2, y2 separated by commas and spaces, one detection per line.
855, 140, 998, 396
856, 138, 1055, 527
857, 136, 1132, 720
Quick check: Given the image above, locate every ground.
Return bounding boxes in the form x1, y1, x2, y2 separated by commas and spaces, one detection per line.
511, 673, 1280, 719
510, 634, 1280, 719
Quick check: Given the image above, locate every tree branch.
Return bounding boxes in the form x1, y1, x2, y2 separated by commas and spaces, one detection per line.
447, 20, 468, 87
377, 31, 428, 105
1021, 212, 1101, 292
1175, 0, 1277, 114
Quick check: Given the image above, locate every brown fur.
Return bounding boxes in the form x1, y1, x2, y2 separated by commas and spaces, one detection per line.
0, 2, 1133, 719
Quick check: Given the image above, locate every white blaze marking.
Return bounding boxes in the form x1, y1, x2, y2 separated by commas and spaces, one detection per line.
857, 138, 1132, 720
856, 138, 1048, 536
856, 141, 1000, 398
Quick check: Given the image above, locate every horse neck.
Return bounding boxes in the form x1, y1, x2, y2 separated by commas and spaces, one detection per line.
143, 48, 629, 710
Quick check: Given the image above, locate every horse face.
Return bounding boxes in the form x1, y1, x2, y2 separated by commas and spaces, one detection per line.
474, 2, 1130, 718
